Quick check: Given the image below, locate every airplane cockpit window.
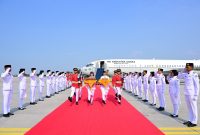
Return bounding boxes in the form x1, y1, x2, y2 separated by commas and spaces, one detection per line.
86, 64, 94, 67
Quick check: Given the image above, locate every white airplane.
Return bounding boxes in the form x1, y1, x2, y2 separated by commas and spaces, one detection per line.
81, 59, 200, 76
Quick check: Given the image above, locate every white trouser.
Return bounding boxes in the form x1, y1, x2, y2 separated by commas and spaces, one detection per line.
124, 82, 128, 90
138, 85, 143, 98
19, 89, 26, 108
113, 86, 117, 94
143, 85, 149, 100
46, 84, 51, 96
185, 95, 198, 124
30, 86, 36, 103
56, 83, 59, 92
87, 86, 95, 102
39, 86, 44, 99
157, 86, 165, 108
150, 88, 156, 104
128, 81, 132, 92
131, 82, 135, 93
116, 87, 122, 96
52, 83, 55, 94
134, 83, 138, 95
101, 86, 109, 101
169, 93, 180, 115
79, 87, 82, 98
70, 87, 80, 102
3, 90, 12, 114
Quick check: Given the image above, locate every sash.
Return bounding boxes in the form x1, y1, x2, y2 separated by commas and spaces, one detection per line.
98, 79, 111, 87
84, 79, 97, 88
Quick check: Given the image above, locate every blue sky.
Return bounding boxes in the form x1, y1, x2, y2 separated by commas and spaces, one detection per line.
0, 0, 200, 74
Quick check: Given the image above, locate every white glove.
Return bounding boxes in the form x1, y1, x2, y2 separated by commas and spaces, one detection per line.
6, 68, 11, 73
33, 70, 36, 74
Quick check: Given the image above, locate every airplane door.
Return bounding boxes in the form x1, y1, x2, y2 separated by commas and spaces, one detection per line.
100, 61, 105, 68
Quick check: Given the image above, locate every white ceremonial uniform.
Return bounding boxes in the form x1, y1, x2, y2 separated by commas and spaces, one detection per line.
167, 76, 180, 116
134, 74, 139, 95
18, 73, 27, 108
137, 76, 143, 98
51, 75, 56, 94
156, 73, 166, 108
131, 75, 136, 94
100, 75, 110, 101
46, 73, 52, 97
149, 76, 157, 105
58, 75, 63, 91
55, 73, 59, 93
178, 71, 199, 124
39, 74, 45, 100
143, 74, 149, 100
30, 72, 37, 103
127, 75, 132, 92
124, 75, 129, 90
1, 70, 13, 114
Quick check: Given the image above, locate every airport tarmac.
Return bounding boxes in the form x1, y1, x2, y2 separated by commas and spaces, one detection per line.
0, 77, 200, 135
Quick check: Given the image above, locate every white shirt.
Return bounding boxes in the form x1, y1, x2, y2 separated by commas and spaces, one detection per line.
39, 74, 45, 87
168, 76, 180, 96
18, 73, 26, 90
178, 71, 199, 96
155, 73, 166, 91
149, 76, 156, 91
143, 74, 149, 86
1, 71, 13, 91
30, 73, 37, 87
46, 73, 52, 85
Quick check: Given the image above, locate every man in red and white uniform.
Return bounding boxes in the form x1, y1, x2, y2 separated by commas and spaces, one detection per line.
68, 68, 81, 105
115, 69, 123, 104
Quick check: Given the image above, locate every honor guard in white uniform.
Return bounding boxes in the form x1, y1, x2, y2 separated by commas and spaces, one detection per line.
18, 68, 27, 110
137, 73, 143, 99
46, 70, 52, 98
142, 70, 149, 102
178, 63, 199, 127
1, 65, 14, 117
167, 70, 180, 118
30, 68, 37, 105
100, 71, 111, 104
156, 68, 166, 111
55, 71, 59, 94
39, 70, 45, 101
149, 72, 157, 106
133, 72, 139, 96
51, 72, 56, 96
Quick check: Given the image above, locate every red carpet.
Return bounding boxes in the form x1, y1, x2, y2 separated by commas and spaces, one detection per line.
25, 86, 164, 135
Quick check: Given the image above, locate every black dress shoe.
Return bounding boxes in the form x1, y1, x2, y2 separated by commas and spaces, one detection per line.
3, 114, 10, 117
188, 123, 197, 127
170, 114, 178, 118
138, 97, 142, 99
46, 96, 51, 98
68, 97, 72, 102
183, 121, 191, 125
142, 100, 148, 102
39, 99, 44, 101
118, 101, 121, 104
134, 95, 138, 97
87, 100, 90, 103
102, 100, 106, 104
30, 102, 35, 105
18, 107, 25, 110
76, 102, 79, 105
55, 92, 59, 94
158, 107, 165, 111
150, 104, 156, 106
8, 112, 14, 115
